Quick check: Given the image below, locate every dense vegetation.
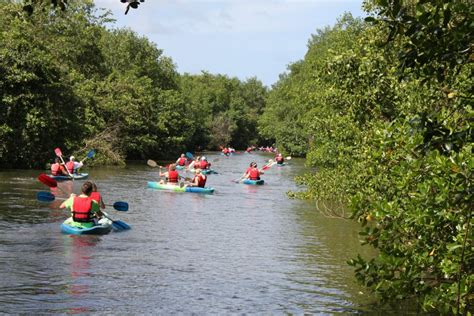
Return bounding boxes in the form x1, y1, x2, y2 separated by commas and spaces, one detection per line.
260, 1, 472, 314
0, 0, 266, 168
1, 0, 471, 313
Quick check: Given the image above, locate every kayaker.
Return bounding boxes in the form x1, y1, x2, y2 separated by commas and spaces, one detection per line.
159, 164, 179, 185
90, 182, 106, 209
187, 168, 207, 188
51, 157, 68, 176
275, 153, 284, 165
222, 147, 229, 156
66, 156, 84, 175
60, 181, 103, 227
243, 162, 263, 181
188, 156, 201, 171
200, 156, 211, 170
176, 154, 187, 167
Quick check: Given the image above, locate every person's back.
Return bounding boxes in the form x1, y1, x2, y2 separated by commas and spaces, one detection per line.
60, 181, 100, 227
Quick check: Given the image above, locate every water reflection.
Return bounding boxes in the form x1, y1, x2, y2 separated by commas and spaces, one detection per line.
64, 235, 101, 314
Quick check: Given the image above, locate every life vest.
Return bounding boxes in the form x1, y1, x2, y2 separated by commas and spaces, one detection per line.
195, 174, 206, 188
66, 161, 75, 174
72, 196, 93, 223
90, 191, 101, 204
177, 157, 186, 166
276, 156, 284, 163
223, 148, 229, 154
51, 163, 61, 176
168, 170, 179, 183
200, 160, 209, 169
249, 167, 260, 180
194, 162, 201, 169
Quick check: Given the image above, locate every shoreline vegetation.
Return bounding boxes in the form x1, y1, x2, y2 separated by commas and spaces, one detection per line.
1, 1, 471, 314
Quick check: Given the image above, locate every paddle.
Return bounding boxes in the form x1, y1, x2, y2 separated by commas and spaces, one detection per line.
261, 160, 276, 171
185, 152, 194, 160
36, 191, 128, 211
55, 147, 73, 179
38, 173, 68, 195
36, 191, 131, 230
81, 149, 96, 162
147, 160, 191, 182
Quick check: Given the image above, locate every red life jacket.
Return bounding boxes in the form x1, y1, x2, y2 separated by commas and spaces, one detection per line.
72, 196, 93, 223
249, 167, 260, 180
177, 157, 186, 166
276, 156, 284, 162
51, 163, 60, 176
66, 161, 75, 174
200, 160, 209, 169
194, 162, 201, 169
90, 191, 101, 204
195, 174, 206, 188
168, 170, 179, 183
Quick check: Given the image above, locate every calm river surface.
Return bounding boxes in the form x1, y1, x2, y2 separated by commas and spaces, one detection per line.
0, 152, 379, 314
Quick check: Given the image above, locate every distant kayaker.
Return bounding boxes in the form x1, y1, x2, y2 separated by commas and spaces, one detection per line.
176, 154, 187, 167
66, 156, 84, 175
90, 182, 106, 209
200, 156, 211, 170
275, 153, 284, 165
51, 157, 68, 176
159, 164, 179, 185
187, 168, 207, 188
188, 156, 201, 170
222, 147, 229, 156
60, 181, 103, 226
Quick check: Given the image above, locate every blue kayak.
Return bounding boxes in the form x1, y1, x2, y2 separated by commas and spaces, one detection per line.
276, 163, 286, 167
49, 173, 89, 181
242, 179, 265, 185
147, 181, 215, 194
60, 217, 113, 235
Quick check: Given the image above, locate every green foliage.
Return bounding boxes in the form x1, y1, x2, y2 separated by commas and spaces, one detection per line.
179, 73, 267, 150
265, 6, 472, 314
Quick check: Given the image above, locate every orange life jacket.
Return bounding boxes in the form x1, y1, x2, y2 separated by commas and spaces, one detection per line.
72, 196, 93, 223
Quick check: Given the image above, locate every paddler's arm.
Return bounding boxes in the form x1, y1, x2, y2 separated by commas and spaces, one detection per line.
60, 194, 75, 209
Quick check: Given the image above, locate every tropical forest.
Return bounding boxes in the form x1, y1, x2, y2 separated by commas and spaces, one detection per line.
0, 0, 472, 314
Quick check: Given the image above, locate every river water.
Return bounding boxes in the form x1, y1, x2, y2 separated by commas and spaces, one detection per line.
0, 152, 378, 314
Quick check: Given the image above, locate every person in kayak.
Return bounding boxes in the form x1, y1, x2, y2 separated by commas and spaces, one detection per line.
187, 168, 207, 188
275, 153, 285, 165
176, 154, 187, 167
187, 156, 201, 171
199, 156, 211, 170
51, 157, 68, 176
66, 156, 84, 175
90, 182, 106, 209
60, 181, 103, 227
243, 162, 263, 180
159, 164, 179, 185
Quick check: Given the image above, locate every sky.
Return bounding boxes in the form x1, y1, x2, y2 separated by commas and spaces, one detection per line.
94, 0, 366, 87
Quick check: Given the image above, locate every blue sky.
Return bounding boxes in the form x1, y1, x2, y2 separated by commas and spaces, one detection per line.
94, 0, 366, 87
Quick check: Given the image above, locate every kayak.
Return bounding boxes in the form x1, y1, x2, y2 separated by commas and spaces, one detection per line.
147, 181, 214, 194
276, 163, 286, 167
202, 169, 218, 175
60, 217, 112, 235
188, 168, 218, 175
49, 173, 89, 181
243, 179, 265, 185
176, 165, 186, 170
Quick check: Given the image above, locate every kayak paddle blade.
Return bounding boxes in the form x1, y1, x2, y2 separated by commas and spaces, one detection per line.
37, 191, 56, 202
185, 152, 194, 159
112, 201, 129, 212
38, 173, 58, 188
86, 149, 96, 159
112, 220, 131, 231
147, 159, 157, 168
54, 147, 63, 157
